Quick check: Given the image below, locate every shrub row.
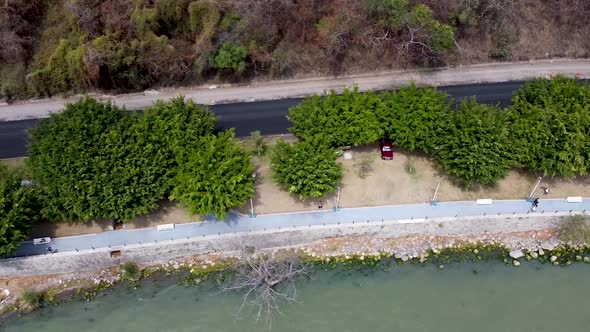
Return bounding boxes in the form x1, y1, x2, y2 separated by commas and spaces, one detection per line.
288, 76, 590, 186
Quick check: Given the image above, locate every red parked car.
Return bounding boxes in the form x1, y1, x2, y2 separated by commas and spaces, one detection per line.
379, 137, 394, 160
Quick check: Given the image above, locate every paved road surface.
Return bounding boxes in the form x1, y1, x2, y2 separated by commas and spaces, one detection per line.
9, 198, 589, 258
0, 81, 524, 159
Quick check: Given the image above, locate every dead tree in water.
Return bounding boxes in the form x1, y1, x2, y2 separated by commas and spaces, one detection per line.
221, 248, 311, 324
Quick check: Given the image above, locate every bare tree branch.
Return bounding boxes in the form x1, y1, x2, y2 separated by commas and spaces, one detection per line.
221, 247, 311, 326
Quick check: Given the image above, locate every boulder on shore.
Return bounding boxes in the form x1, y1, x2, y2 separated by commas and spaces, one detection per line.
541, 240, 559, 251
509, 250, 525, 259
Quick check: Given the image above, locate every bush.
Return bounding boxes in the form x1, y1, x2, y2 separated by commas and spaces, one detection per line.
288, 87, 384, 148
170, 131, 255, 219
0, 165, 38, 257
558, 214, 590, 245
29, 39, 88, 96
249, 131, 267, 156
121, 262, 141, 281
21, 289, 45, 308
209, 41, 248, 74
435, 99, 515, 186
509, 76, 590, 178
270, 140, 342, 200
364, 0, 408, 29
353, 155, 375, 179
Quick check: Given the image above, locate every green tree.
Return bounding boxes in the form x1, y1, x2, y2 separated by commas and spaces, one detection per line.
0, 165, 38, 257
378, 84, 451, 152
29, 39, 88, 96
364, 0, 408, 29
170, 131, 254, 219
407, 4, 455, 54
509, 76, 590, 178
27, 98, 170, 222
209, 41, 248, 74
435, 99, 515, 186
288, 87, 384, 147
270, 140, 342, 200
136, 96, 216, 155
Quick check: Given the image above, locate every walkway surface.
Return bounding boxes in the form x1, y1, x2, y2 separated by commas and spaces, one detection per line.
10, 198, 590, 258
2, 59, 590, 121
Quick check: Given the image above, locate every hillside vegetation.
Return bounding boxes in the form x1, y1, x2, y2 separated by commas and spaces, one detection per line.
1, 0, 590, 101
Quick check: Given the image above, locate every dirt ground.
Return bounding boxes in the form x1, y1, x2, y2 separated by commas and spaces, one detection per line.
0, 158, 25, 169
30, 201, 199, 238
244, 144, 590, 214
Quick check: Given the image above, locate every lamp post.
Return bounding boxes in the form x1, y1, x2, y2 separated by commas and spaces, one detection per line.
431, 182, 440, 206
250, 172, 257, 218
333, 186, 342, 211
528, 177, 542, 202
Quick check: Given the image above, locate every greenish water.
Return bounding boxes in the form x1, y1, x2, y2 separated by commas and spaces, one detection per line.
4, 262, 590, 332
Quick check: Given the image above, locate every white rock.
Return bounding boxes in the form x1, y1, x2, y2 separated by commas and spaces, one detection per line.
401, 255, 409, 262
143, 89, 160, 96
541, 241, 557, 251
529, 252, 539, 259
509, 250, 525, 259
208, 85, 218, 89
550, 255, 558, 263
512, 260, 521, 267
2, 289, 9, 297
538, 248, 545, 256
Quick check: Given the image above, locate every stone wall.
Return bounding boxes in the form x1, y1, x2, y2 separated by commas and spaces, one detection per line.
0, 214, 563, 277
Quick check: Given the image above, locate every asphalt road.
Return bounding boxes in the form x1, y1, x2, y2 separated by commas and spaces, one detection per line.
0, 81, 525, 159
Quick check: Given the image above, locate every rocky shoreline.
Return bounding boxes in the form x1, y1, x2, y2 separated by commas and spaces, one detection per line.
1, 214, 588, 321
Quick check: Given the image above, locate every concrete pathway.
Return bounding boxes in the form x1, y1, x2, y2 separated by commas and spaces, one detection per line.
2, 59, 590, 121
10, 198, 590, 257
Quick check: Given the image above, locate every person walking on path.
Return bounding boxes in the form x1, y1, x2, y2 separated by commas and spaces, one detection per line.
318, 201, 323, 209
541, 187, 550, 195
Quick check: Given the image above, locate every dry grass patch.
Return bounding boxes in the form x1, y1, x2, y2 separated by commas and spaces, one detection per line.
0, 157, 26, 169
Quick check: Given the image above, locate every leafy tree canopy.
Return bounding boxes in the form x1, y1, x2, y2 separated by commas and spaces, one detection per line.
170, 130, 254, 219
378, 84, 451, 152
27, 98, 170, 222
409, 5, 455, 53
0, 165, 38, 257
288, 87, 384, 147
270, 140, 342, 200
364, 0, 408, 29
136, 96, 216, 156
509, 75, 590, 178
435, 99, 515, 187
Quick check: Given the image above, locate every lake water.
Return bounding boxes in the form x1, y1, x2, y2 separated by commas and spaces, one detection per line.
4, 262, 590, 332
